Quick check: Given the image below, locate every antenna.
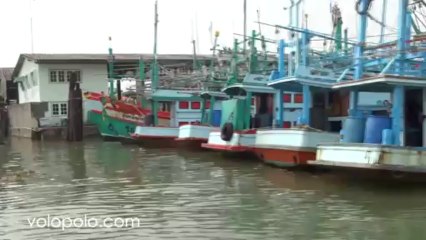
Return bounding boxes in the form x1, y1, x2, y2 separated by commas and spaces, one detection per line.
195, 12, 200, 54
29, 0, 35, 53
257, 9, 262, 35
209, 21, 213, 45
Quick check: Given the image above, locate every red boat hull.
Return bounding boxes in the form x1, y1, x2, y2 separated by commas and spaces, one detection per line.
254, 147, 316, 167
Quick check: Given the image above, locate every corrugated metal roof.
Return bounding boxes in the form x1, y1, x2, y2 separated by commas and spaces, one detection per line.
12, 53, 213, 78
23, 53, 212, 61
151, 89, 201, 100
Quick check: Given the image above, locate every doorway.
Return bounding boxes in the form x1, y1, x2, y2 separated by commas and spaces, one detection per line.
310, 91, 328, 130
404, 89, 423, 147
253, 93, 273, 128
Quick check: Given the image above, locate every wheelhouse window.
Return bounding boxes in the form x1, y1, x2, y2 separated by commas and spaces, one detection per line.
283, 94, 292, 103
294, 94, 303, 103
191, 101, 201, 109
283, 121, 291, 128
179, 101, 189, 109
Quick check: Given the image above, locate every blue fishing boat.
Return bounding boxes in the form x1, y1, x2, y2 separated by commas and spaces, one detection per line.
308, 0, 426, 177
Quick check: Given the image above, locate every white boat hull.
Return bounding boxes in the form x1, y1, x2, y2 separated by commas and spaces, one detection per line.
254, 129, 339, 167
201, 130, 256, 153
177, 125, 217, 141
311, 143, 426, 172
131, 126, 179, 147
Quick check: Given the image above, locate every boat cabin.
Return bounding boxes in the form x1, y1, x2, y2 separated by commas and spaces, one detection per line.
333, 75, 426, 147
148, 89, 203, 127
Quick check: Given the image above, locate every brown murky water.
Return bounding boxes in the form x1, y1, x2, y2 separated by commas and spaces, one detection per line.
0, 137, 426, 239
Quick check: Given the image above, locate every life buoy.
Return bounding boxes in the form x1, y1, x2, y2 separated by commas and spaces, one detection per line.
144, 114, 154, 126
220, 122, 234, 141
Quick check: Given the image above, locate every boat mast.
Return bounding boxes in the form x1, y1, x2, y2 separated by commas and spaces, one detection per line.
249, 30, 258, 74
349, 0, 371, 117
392, 0, 409, 146
243, 0, 247, 55
152, 0, 159, 91
108, 37, 115, 98
151, 0, 159, 126
192, 40, 199, 71
379, 0, 388, 43
209, 31, 220, 76
331, 2, 343, 52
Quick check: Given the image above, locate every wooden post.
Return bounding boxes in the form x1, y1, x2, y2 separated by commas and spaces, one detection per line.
0, 103, 6, 144
67, 71, 83, 141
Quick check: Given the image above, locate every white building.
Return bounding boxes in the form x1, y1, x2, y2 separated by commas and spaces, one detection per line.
11, 53, 211, 127
12, 54, 108, 124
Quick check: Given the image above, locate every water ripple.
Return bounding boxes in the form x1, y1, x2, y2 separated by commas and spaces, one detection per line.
0, 138, 426, 239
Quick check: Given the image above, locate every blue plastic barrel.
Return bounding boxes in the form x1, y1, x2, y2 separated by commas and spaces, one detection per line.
341, 116, 366, 143
382, 129, 393, 145
364, 115, 392, 144
212, 110, 222, 127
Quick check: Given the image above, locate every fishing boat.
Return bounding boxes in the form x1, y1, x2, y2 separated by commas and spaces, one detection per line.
308, 0, 426, 178
202, 30, 302, 155
85, 90, 170, 141
175, 91, 228, 149
131, 0, 208, 147
253, 2, 394, 168
201, 74, 275, 155
175, 31, 231, 149
131, 89, 204, 147
253, 3, 343, 167
85, 50, 170, 141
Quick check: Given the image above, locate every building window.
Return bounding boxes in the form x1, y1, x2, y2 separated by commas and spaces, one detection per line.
31, 71, 37, 86
60, 103, 68, 115
58, 71, 65, 82
52, 103, 68, 116
50, 70, 81, 83
52, 104, 59, 116
24, 76, 31, 89
50, 71, 57, 82
67, 71, 81, 82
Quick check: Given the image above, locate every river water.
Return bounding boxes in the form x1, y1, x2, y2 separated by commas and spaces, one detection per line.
0, 138, 426, 239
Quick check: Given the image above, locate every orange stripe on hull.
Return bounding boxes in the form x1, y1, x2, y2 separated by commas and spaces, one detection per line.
254, 148, 315, 167
175, 138, 207, 150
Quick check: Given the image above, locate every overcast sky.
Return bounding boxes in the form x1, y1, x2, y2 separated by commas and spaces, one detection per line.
0, 0, 400, 67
